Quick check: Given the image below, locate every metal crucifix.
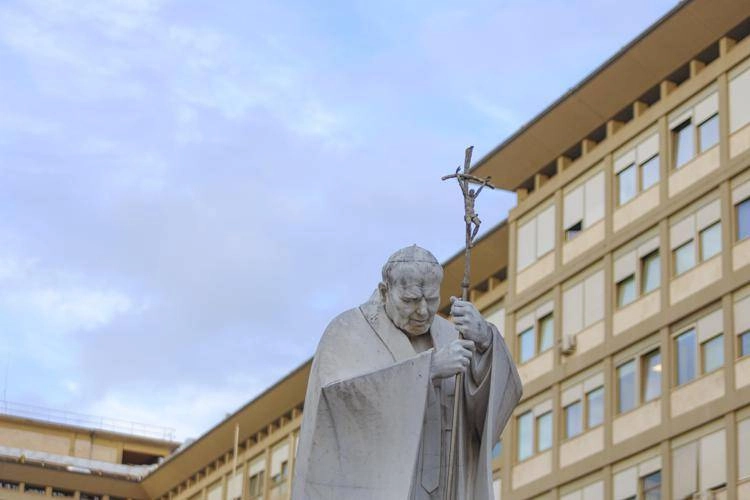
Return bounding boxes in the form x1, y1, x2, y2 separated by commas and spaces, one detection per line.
441, 146, 496, 301
440, 146, 496, 499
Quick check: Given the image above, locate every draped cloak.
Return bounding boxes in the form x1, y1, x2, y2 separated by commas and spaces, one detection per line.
292, 295, 522, 500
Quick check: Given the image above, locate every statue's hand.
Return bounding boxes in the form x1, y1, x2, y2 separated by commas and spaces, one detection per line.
431, 340, 475, 381
450, 297, 492, 352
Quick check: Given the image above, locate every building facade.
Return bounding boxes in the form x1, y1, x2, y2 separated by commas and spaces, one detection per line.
2, 1, 750, 499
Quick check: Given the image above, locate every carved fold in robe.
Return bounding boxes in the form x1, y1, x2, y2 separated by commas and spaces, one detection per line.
292, 296, 522, 500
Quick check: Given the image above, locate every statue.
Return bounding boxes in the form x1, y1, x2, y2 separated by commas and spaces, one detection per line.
292, 245, 522, 500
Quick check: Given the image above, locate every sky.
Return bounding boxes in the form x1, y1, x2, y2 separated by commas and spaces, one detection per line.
0, 0, 679, 441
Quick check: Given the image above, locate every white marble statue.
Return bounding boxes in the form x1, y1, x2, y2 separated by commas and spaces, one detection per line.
292, 245, 522, 500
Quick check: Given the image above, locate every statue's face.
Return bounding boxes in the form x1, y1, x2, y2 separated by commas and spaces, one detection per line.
381, 265, 441, 337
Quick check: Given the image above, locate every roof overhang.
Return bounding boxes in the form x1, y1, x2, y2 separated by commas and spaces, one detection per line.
471, 0, 750, 190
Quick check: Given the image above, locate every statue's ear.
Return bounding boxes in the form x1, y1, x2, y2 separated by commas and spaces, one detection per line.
378, 281, 387, 301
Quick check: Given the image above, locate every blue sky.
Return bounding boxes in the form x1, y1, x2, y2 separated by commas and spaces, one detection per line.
0, 0, 678, 440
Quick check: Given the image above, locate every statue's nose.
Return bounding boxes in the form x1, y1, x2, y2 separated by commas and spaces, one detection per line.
415, 299, 428, 317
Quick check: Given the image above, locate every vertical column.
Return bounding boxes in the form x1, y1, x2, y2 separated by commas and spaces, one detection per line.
659, 325, 671, 428
553, 284, 562, 372
658, 116, 670, 203
718, 73, 730, 168
508, 219, 518, 304
262, 444, 271, 500
658, 219, 670, 312
550, 384, 561, 478
602, 464, 613, 500
240, 458, 250, 500
554, 190, 563, 272
285, 433, 296, 500
660, 440, 671, 500
602, 356, 613, 456
725, 412, 738, 499
603, 153, 614, 240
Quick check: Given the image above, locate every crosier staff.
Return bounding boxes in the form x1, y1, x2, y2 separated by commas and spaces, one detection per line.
441, 146, 495, 499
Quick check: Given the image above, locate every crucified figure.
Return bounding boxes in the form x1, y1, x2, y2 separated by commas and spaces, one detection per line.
441, 149, 496, 248
452, 166, 488, 242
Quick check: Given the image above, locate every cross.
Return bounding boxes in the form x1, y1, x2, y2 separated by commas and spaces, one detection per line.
441, 146, 496, 301
440, 146, 496, 500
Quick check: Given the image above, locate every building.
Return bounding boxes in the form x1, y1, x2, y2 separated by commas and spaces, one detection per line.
0, 402, 179, 499
3, 0, 750, 498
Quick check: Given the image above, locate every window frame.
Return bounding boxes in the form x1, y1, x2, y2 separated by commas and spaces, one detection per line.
614, 243, 661, 311
640, 470, 662, 499
517, 307, 555, 364
698, 113, 720, 153
740, 331, 750, 358
672, 118, 695, 169
673, 323, 725, 387
736, 197, 750, 242
615, 346, 662, 415
614, 131, 661, 207
669, 89, 720, 170
562, 383, 604, 441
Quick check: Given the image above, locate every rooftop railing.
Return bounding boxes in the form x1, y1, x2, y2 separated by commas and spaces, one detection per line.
0, 400, 176, 442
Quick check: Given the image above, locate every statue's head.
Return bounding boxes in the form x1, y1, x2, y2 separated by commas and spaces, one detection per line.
378, 245, 443, 337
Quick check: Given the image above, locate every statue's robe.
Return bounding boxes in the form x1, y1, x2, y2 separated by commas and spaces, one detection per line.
292, 296, 522, 500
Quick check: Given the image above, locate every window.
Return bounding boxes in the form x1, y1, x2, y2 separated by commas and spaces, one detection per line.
538, 314, 554, 352
563, 172, 605, 239
248, 470, 265, 499
516, 304, 554, 364
676, 329, 697, 385
642, 350, 662, 402
675, 310, 724, 386
670, 90, 719, 169
670, 199, 722, 276
517, 205, 556, 271
519, 327, 534, 363
617, 360, 636, 413
699, 222, 722, 261
536, 412, 552, 452
563, 270, 604, 338
565, 221, 582, 240
741, 332, 750, 357
672, 430, 727, 498
641, 251, 661, 294
737, 198, 750, 241
736, 294, 750, 359
617, 276, 636, 308
673, 119, 695, 168
617, 347, 661, 414
702, 335, 724, 373
698, 114, 719, 152
641, 470, 661, 500
618, 165, 637, 205
641, 155, 660, 191
517, 411, 533, 461
730, 65, 750, 134
517, 402, 553, 461
673, 241, 695, 275
614, 238, 661, 308
614, 132, 660, 205
562, 374, 603, 440
586, 387, 604, 428
564, 401, 583, 438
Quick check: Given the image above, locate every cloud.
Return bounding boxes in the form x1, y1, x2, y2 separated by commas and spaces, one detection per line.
0, 0, 679, 441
